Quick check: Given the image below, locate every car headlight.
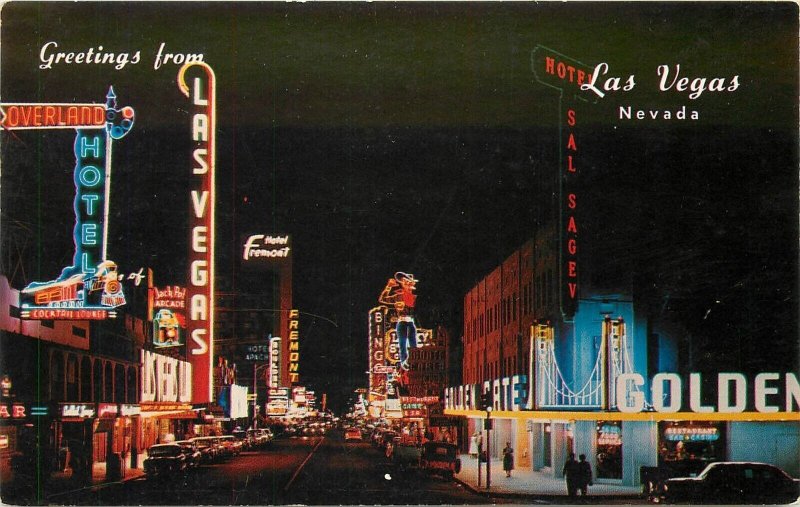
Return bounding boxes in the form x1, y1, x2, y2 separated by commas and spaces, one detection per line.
663, 484, 668, 492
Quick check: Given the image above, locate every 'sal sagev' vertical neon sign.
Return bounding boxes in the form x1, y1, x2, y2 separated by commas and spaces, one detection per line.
178, 62, 216, 404
1, 89, 135, 319
532, 47, 596, 321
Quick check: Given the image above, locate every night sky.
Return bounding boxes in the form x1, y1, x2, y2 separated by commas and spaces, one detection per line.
1, 2, 797, 411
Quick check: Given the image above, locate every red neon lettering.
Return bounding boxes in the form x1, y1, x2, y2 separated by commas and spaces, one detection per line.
567, 193, 577, 209
568, 283, 577, 298
567, 155, 577, 173
567, 133, 577, 151
567, 109, 576, 126
567, 216, 577, 233
545, 57, 555, 75
12, 405, 26, 418
0, 405, 9, 418
568, 238, 577, 255
568, 261, 577, 278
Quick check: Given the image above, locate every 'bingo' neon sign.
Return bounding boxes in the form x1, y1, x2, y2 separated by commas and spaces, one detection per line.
1, 88, 135, 319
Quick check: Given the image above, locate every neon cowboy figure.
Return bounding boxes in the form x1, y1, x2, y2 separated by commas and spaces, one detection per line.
379, 272, 419, 370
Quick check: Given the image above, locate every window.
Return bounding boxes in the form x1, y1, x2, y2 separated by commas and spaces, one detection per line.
72, 326, 86, 338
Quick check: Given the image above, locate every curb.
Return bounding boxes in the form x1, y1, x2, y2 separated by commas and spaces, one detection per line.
454, 475, 648, 503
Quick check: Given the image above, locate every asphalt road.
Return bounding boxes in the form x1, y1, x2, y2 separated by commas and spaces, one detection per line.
285, 433, 491, 505
42, 431, 495, 505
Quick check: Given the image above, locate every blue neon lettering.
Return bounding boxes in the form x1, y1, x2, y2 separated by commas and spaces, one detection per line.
81, 252, 95, 274
78, 165, 102, 187
81, 194, 99, 215
80, 136, 102, 158
81, 223, 98, 245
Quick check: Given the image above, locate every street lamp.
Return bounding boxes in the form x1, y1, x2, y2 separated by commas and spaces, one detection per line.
485, 405, 492, 491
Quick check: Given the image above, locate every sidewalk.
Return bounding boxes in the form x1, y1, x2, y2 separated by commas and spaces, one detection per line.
43, 453, 146, 501
454, 453, 644, 501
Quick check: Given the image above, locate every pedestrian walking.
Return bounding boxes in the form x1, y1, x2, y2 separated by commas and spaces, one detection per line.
578, 453, 593, 496
502, 442, 514, 477
562, 452, 581, 497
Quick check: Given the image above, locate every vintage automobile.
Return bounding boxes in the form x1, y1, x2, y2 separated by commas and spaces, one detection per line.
419, 441, 462, 479
246, 428, 273, 448
344, 428, 363, 443
218, 435, 242, 456
174, 440, 203, 468
144, 444, 187, 479
390, 438, 423, 471
660, 462, 800, 504
378, 430, 399, 452
190, 436, 221, 463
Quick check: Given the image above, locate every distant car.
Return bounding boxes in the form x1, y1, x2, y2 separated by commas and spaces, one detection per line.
379, 431, 398, 450
420, 442, 462, 479
344, 428, 363, 442
190, 436, 220, 463
175, 440, 202, 468
661, 462, 800, 504
144, 444, 187, 479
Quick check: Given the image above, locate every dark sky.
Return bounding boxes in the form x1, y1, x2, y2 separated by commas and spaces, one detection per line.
1, 2, 797, 411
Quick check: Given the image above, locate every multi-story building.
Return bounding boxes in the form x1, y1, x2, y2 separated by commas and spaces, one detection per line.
447, 240, 800, 487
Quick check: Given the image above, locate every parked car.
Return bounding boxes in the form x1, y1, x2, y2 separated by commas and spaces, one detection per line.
232, 428, 251, 451
640, 459, 712, 502
391, 439, 422, 470
344, 428, 363, 443
218, 435, 242, 456
419, 441, 462, 479
175, 440, 203, 468
144, 444, 187, 479
190, 436, 220, 463
660, 462, 800, 504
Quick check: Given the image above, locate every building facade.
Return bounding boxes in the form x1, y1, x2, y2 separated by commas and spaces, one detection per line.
447, 243, 800, 487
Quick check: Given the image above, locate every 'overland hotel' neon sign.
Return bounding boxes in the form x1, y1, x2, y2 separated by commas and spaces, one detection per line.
1, 89, 134, 319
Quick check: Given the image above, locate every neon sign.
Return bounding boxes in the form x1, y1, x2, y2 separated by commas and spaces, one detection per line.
4, 88, 135, 320
178, 62, 216, 404
242, 234, 291, 263
664, 426, 719, 442
288, 309, 300, 384
617, 372, 800, 413
140, 350, 193, 403
149, 285, 186, 348
532, 47, 597, 320
269, 336, 282, 388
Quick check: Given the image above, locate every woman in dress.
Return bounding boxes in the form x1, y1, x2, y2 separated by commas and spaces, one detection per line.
502, 442, 514, 477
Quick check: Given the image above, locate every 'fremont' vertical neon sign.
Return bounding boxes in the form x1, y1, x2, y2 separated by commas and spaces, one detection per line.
178, 62, 216, 404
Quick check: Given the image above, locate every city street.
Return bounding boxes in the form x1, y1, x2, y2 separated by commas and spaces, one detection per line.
44, 432, 500, 505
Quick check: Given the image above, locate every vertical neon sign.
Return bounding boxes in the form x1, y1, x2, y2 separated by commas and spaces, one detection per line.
2, 89, 134, 319
532, 47, 595, 321
178, 62, 216, 404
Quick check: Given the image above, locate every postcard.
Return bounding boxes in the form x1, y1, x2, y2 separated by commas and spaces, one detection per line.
0, 2, 797, 505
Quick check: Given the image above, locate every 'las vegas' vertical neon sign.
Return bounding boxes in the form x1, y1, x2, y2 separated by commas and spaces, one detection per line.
178, 62, 216, 404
